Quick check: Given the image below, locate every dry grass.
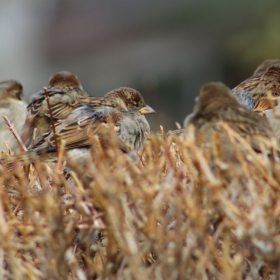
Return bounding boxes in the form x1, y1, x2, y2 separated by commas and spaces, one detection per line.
1, 126, 280, 280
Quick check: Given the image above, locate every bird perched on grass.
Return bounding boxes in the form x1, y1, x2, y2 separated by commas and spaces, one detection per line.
167, 60, 280, 138
184, 82, 278, 166
251, 59, 280, 78
0, 80, 27, 151
232, 60, 280, 141
4, 87, 155, 167
22, 70, 88, 147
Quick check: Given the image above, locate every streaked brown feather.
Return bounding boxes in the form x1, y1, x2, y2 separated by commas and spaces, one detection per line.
252, 99, 277, 112
252, 59, 280, 77
235, 64, 280, 101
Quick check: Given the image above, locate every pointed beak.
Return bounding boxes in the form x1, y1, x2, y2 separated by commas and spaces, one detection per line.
139, 105, 156, 115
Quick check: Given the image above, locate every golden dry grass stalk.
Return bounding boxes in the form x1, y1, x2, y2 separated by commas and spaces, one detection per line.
1, 127, 280, 279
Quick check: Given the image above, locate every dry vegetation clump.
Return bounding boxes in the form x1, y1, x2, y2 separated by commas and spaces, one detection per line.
1, 127, 280, 280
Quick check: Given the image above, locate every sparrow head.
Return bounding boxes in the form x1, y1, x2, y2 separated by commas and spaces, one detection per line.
48, 71, 83, 89
253, 59, 280, 77
105, 87, 155, 115
195, 82, 239, 114
262, 64, 280, 80
0, 80, 23, 101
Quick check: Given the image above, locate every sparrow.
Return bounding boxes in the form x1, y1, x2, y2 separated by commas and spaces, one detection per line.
251, 59, 280, 78
22, 70, 88, 147
4, 87, 155, 167
167, 60, 280, 137
184, 82, 278, 164
169, 59, 280, 141
0, 80, 27, 151
232, 61, 280, 141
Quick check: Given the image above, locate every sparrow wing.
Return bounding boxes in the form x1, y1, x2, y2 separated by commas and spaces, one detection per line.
217, 107, 277, 152
252, 99, 277, 112
28, 88, 85, 118
32, 107, 125, 154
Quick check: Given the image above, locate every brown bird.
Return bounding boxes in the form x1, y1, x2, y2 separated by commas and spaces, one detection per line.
184, 82, 278, 165
168, 60, 280, 137
232, 60, 280, 141
22, 70, 88, 147
252, 59, 280, 78
4, 87, 155, 167
0, 80, 27, 151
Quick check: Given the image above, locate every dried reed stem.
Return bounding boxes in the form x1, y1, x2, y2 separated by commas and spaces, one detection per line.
3, 115, 27, 152
44, 87, 58, 156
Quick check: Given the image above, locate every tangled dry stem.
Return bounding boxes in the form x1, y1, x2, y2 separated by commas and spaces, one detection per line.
1, 125, 280, 279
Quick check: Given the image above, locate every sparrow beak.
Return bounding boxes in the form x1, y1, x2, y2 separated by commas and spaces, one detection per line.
139, 105, 156, 115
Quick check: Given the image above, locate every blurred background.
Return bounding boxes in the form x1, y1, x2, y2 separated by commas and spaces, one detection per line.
1, 0, 280, 132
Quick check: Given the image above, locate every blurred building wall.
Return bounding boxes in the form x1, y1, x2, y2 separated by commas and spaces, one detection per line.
0, 0, 280, 131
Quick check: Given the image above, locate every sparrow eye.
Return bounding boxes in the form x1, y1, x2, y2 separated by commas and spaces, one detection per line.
134, 102, 140, 107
